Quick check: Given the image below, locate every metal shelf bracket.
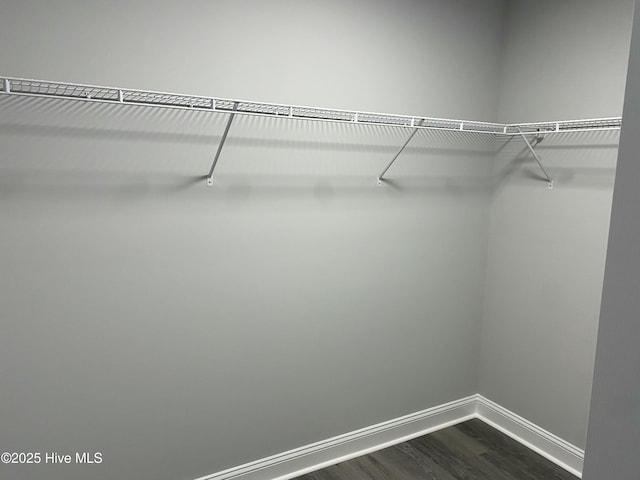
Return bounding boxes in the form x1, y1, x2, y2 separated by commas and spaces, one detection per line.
377, 121, 424, 186
517, 127, 554, 189
206, 102, 238, 186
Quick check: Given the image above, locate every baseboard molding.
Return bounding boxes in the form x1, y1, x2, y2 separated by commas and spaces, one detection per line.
195, 394, 585, 480
475, 395, 585, 478
194, 395, 477, 480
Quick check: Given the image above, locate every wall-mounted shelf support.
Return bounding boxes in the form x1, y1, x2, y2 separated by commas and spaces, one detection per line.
517, 127, 553, 189
377, 120, 424, 186
207, 102, 238, 186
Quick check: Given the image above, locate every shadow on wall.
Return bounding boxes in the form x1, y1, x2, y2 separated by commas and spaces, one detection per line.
494, 130, 620, 191
0, 95, 497, 203
0, 172, 499, 206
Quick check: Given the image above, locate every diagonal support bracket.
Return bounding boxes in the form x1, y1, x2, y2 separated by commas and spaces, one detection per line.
377, 120, 424, 186
517, 127, 554, 189
207, 102, 238, 186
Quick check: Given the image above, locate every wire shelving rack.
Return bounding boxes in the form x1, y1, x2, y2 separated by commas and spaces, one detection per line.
0, 76, 623, 187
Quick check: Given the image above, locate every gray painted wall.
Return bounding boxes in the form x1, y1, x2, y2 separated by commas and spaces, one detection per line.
583, 1, 640, 477
479, 0, 634, 449
0, 2, 504, 480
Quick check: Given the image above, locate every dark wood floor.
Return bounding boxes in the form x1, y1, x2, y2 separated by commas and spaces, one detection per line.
295, 419, 578, 480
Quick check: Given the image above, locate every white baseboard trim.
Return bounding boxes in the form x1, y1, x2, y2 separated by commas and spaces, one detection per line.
193, 395, 477, 480
195, 394, 585, 480
475, 394, 584, 478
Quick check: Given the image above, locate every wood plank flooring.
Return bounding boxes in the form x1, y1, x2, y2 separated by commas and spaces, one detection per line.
295, 419, 578, 480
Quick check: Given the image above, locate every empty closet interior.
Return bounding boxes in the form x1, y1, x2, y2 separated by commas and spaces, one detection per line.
0, 1, 635, 480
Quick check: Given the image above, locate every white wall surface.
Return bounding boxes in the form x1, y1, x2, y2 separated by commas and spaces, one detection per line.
0, 1, 504, 480
583, 3, 640, 477
480, 0, 634, 449
1, 1, 634, 478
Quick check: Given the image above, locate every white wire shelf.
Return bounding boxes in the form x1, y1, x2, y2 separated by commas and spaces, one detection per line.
0, 76, 622, 135
0, 75, 623, 187
0, 76, 504, 135
503, 117, 622, 135
0, 76, 622, 136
